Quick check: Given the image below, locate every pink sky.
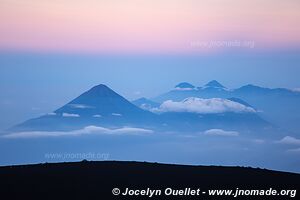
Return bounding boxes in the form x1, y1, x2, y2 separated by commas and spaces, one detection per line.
0, 0, 300, 54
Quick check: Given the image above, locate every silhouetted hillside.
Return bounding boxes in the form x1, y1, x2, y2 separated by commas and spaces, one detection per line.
0, 161, 299, 200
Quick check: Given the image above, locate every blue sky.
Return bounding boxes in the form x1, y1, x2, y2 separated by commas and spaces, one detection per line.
0, 51, 300, 130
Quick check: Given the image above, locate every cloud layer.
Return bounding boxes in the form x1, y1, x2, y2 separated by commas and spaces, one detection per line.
62, 113, 80, 117
3, 126, 153, 139
203, 129, 240, 136
157, 98, 256, 114
277, 136, 300, 145
68, 104, 94, 109
112, 113, 122, 116
173, 87, 196, 91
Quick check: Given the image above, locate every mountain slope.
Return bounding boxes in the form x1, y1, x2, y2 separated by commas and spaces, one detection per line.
55, 84, 152, 117
10, 84, 156, 132
157, 97, 270, 133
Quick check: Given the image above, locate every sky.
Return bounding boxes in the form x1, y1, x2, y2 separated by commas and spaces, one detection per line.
0, 0, 300, 130
1, 0, 300, 54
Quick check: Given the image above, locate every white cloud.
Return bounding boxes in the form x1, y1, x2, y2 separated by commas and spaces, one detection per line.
157, 97, 256, 114
62, 113, 80, 117
140, 104, 155, 111
3, 126, 153, 139
203, 129, 239, 136
68, 104, 93, 109
277, 136, 300, 145
173, 87, 197, 91
93, 114, 102, 118
112, 113, 122, 116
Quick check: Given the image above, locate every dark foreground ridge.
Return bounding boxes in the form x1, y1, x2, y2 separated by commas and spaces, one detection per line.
0, 161, 299, 200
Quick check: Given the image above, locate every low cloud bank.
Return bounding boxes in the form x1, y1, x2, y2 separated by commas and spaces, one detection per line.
3, 126, 153, 139
68, 104, 94, 109
203, 129, 239, 136
277, 136, 300, 145
62, 113, 80, 117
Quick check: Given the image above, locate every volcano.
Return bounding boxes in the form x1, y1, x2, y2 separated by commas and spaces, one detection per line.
11, 84, 156, 132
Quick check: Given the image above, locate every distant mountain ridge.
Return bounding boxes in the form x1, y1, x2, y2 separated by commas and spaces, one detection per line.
7, 81, 298, 136
153, 80, 300, 133
155, 80, 300, 102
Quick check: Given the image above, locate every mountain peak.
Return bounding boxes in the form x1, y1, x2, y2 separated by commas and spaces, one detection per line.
53, 83, 152, 117
60, 84, 124, 110
91, 84, 111, 91
238, 84, 266, 90
204, 80, 226, 88
84, 84, 119, 97
243, 84, 261, 88
175, 82, 195, 89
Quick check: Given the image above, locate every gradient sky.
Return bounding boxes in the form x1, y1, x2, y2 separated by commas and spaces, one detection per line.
1, 0, 300, 54
0, 1, 300, 130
